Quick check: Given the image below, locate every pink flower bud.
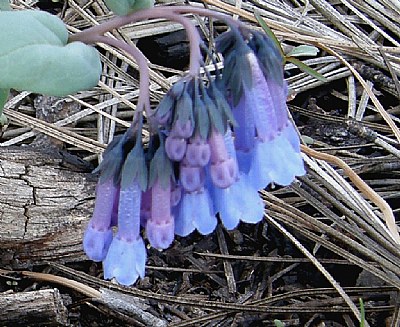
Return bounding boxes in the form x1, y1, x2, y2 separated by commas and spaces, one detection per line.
211, 157, 238, 189
171, 120, 193, 139
180, 163, 205, 192
165, 135, 187, 161
185, 136, 211, 167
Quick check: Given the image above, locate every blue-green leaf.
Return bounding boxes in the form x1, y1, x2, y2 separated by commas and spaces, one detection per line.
104, 0, 154, 16
0, 0, 11, 11
0, 10, 102, 96
287, 45, 320, 57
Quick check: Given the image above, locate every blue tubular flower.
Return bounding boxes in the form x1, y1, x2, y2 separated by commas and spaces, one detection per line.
244, 51, 305, 187
103, 138, 148, 285
103, 182, 146, 285
216, 28, 305, 188
211, 128, 264, 229
83, 178, 117, 261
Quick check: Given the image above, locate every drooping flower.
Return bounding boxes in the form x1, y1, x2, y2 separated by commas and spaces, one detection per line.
103, 182, 146, 285
216, 28, 305, 188
146, 177, 175, 249
210, 128, 264, 230
83, 177, 117, 262
102, 135, 148, 285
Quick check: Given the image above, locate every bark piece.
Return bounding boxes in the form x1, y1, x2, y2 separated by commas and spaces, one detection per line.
0, 288, 69, 326
0, 147, 96, 268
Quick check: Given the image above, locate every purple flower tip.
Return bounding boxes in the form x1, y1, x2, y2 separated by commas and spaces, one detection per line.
83, 222, 113, 262
185, 137, 211, 167
103, 235, 146, 286
165, 136, 187, 161
146, 217, 175, 249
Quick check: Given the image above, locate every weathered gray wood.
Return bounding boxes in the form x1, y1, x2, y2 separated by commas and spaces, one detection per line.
0, 288, 69, 326
0, 147, 96, 268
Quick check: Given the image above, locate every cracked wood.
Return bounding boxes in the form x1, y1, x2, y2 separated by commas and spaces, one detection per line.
0, 147, 96, 268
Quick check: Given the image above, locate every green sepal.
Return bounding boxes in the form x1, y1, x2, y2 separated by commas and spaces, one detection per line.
286, 57, 327, 82
121, 140, 148, 191
203, 91, 224, 135
104, 0, 154, 16
210, 84, 237, 129
149, 139, 174, 190
155, 94, 174, 123
174, 91, 194, 126
97, 128, 135, 185
193, 83, 210, 140
0, 10, 102, 96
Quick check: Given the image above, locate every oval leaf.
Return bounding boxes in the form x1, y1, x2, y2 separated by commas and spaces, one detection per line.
287, 45, 320, 57
0, 10, 102, 96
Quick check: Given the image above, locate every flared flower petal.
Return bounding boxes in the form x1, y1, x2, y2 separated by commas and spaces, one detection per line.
175, 188, 217, 236
212, 174, 265, 230
103, 235, 146, 286
247, 125, 305, 189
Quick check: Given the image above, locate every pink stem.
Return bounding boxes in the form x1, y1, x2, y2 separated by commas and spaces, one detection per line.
87, 35, 153, 125
69, 6, 245, 76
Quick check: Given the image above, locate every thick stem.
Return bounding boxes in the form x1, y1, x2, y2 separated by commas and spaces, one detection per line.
88, 35, 152, 124
69, 6, 244, 44
69, 6, 245, 75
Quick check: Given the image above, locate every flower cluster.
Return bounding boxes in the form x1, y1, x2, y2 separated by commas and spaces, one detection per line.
83, 25, 305, 285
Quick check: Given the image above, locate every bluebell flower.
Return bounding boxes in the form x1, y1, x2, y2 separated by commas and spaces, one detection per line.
210, 128, 264, 229
84, 21, 307, 287
216, 28, 305, 188
83, 178, 117, 262
102, 140, 148, 285
146, 178, 175, 249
